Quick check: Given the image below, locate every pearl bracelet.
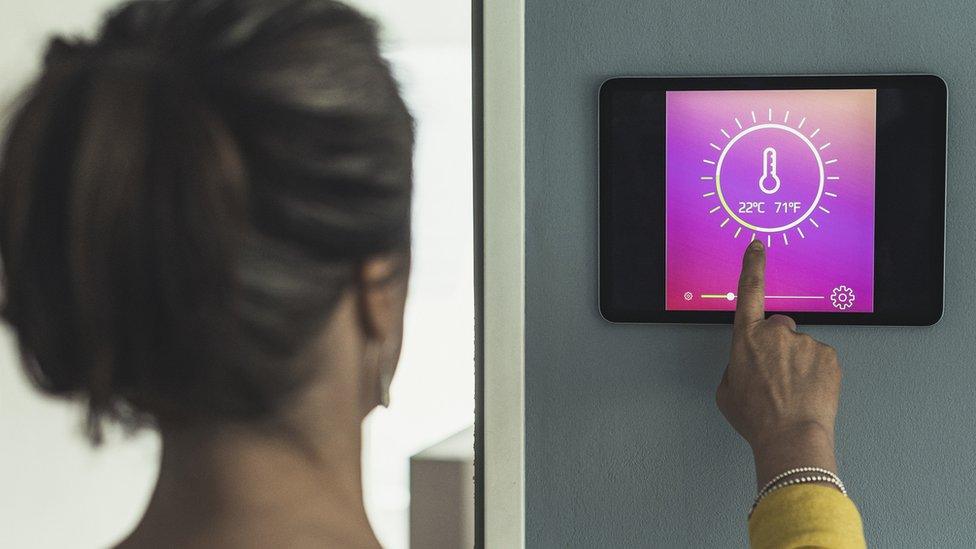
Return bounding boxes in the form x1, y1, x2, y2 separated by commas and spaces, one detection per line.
750, 469, 848, 517
757, 466, 846, 498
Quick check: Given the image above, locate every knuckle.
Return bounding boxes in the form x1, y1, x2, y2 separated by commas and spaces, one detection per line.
819, 342, 838, 359
762, 315, 790, 334
768, 324, 793, 339
816, 343, 842, 376
796, 333, 816, 346
772, 316, 793, 332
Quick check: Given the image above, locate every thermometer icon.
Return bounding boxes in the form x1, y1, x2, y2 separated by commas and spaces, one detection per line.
758, 146, 781, 195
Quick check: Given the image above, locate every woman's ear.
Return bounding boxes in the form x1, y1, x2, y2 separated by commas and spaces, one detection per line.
356, 253, 409, 341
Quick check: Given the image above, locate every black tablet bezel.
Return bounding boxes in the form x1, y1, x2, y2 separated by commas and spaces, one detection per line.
599, 75, 947, 326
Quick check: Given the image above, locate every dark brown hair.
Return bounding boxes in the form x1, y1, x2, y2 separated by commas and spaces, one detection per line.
0, 0, 413, 439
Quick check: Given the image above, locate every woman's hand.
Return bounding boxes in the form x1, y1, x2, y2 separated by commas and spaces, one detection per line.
716, 240, 843, 489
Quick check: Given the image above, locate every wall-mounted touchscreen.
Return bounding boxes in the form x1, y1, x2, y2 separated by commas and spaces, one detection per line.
599, 75, 946, 325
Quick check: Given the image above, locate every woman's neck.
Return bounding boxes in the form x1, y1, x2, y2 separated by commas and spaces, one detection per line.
119, 420, 380, 548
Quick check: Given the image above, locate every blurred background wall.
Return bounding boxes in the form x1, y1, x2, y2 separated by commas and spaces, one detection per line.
0, 1, 473, 548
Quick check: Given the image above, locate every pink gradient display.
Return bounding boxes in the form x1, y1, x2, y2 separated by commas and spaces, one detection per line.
666, 89, 876, 312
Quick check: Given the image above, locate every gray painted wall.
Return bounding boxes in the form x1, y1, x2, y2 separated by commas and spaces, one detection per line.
524, 1, 976, 546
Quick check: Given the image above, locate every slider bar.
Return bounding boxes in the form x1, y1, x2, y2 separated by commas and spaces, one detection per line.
699, 294, 825, 300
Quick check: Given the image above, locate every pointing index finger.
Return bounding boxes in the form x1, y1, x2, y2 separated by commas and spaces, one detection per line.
734, 240, 766, 328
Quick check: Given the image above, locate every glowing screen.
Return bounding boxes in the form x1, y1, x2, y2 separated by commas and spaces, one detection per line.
665, 89, 876, 312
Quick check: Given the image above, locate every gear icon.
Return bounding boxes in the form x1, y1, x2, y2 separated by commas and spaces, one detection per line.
830, 285, 855, 310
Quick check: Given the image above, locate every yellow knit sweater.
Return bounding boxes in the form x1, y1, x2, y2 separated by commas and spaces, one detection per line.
749, 484, 866, 549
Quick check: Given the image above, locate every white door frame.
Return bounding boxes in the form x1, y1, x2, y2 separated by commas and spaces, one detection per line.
481, 0, 525, 546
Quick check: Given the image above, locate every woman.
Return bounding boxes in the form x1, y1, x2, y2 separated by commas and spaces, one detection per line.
0, 0, 863, 547
2, 1, 410, 546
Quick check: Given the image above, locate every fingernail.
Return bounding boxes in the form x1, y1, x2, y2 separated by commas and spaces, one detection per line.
749, 240, 764, 251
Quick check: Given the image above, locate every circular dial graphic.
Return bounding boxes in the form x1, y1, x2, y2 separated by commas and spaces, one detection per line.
702, 109, 838, 247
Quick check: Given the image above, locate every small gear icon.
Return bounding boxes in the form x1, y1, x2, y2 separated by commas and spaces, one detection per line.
830, 285, 855, 310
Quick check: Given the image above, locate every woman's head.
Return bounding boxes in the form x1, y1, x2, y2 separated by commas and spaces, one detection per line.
0, 0, 413, 439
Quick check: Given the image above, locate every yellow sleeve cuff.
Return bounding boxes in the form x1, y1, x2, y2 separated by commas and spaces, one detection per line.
748, 484, 866, 549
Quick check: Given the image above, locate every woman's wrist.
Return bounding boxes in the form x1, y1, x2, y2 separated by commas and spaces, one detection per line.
751, 422, 837, 490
